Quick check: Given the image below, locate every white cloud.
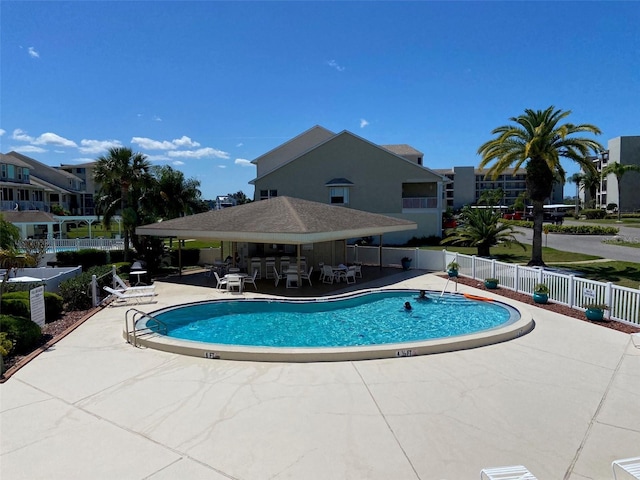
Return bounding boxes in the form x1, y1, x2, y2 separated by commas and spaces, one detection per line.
167, 147, 229, 159
360, 119, 369, 128
28, 47, 40, 58
0, 129, 5, 136
153, 115, 162, 122
171, 136, 200, 148
143, 154, 171, 162
34, 132, 77, 147
132, 135, 201, 150
236, 142, 244, 147
79, 139, 123, 154
11, 145, 47, 153
12, 129, 34, 142
235, 158, 253, 167
12, 129, 77, 147
218, 165, 227, 169
327, 59, 345, 72
172, 160, 185, 166
131, 137, 177, 150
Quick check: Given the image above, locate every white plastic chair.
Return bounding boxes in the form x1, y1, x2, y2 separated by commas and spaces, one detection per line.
345, 266, 356, 284
322, 265, 335, 284
300, 266, 313, 286
243, 270, 258, 290
286, 272, 299, 288
480, 465, 537, 480
213, 271, 228, 290
226, 275, 243, 293
265, 257, 275, 279
612, 457, 640, 480
354, 262, 362, 278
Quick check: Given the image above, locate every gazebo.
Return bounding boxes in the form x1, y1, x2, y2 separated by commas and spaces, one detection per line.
135, 196, 417, 273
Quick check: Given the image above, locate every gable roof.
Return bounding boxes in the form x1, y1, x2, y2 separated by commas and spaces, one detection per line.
251, 125, 335, 165
136, 196, 416, 244
251, 129, 449, 184
381, 144, 424, 157
1, 210, 57, 224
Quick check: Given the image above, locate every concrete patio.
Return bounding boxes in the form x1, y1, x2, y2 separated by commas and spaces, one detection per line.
1, 272, 638, 479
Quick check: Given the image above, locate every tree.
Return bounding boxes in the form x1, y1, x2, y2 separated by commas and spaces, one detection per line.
568, 172, 585, 217
441, 206, 525, 257
150, 165, 208, 220
601, 162, 640, 221
478, 107, 602, 266
477, 188, 504, 207
0, 214, 21, 249
94, 147, 152, 261
228, 191, 252, 205
581, 169, 601, 209
0, 216, 36, 313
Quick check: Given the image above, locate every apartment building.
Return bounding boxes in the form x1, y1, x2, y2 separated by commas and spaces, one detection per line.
582, 136, 640, 212
433, 166, 564, 210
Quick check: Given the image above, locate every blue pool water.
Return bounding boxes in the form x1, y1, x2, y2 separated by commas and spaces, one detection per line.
149, 290, 518, 348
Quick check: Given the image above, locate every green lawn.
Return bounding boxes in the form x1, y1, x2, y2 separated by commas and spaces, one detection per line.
423, 244, 639, 289
575, 217, 640, 228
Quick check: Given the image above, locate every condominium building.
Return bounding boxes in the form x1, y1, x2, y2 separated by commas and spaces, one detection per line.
433, 166, 564, 210
582, 136, 640, 212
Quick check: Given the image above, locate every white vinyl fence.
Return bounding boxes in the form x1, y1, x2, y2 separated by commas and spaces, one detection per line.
346, 246, 639, 327
47, 238, 125, 252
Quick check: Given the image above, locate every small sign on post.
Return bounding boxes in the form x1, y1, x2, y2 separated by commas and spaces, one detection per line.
583, 288, 596, 300
30, 285, 46, 327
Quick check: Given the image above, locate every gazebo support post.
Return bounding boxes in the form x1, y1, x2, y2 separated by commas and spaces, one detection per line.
178, 239, 182, 277
379, 235, 383, 270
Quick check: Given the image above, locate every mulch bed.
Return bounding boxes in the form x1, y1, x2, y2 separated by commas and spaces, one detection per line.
444, 275, 640, 334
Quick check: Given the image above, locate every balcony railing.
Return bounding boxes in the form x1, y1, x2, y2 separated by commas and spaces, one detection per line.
402, 197, 438, 209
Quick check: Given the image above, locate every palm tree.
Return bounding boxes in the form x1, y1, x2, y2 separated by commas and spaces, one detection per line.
150, 165, 208, 220
581, 169, 601, 209
441, 206, 525, 257
478, 107, 602, 266
601, 162, 640, 221
568, 172, 585, 217
94, 147, 151, 261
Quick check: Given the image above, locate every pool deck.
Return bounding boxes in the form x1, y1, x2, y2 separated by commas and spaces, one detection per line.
1, 272, 639, 479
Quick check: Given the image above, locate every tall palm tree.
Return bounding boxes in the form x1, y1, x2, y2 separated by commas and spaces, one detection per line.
94, 147, 151, 261
581, 169, 601, 209
441, 206, 525, 257
601, 162, 640, 221
478, 107, 602, 266
568, 172, 585, 217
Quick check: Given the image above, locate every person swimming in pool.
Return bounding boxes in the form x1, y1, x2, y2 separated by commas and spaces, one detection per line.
404, 301, 412, 310
417, 290, 430, 301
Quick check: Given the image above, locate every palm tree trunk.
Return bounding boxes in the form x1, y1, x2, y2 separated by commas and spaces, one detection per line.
574, 183, 580, 217
528, 199, 546, 266
617, 175, 622, 222
121, 184, 129, 262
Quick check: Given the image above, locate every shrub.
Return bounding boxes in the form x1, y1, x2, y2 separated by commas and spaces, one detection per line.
582, 209, 607, 219
59, 264, 112, 311
1, 291, 65, 322
0, 314, 42, 355
406, 235, 442, 247
534, 283, 550, 294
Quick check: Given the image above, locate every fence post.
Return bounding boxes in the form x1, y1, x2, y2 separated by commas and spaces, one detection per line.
415, 247, 419, 269
91, 274, 98, 307
75, 238, 80, 251
538, 268, 544, 284
605, 282, 613, 310
514, 264, 520, 293
112, 265, 117, 289
491, 259, 496, 279
471, 256, 477, 279
568, 275, 575, 308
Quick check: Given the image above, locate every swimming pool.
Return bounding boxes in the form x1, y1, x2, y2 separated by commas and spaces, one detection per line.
128, 289, 534, 362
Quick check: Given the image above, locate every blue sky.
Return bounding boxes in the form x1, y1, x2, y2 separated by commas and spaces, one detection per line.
1, 1, 638, 200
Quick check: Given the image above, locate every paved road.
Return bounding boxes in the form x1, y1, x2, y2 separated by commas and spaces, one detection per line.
515, 220, 639, 264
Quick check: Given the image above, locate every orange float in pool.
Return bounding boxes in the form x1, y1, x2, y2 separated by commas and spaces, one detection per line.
463, 293, 494, 302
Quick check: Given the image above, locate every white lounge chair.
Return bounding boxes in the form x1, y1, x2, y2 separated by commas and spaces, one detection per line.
480, 465, 537, 480
104, 286, 156, 305
113, 274, 154, 292
613, 457, 640, 480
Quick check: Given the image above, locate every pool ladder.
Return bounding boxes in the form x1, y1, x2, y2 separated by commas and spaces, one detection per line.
125, 308, 167, 348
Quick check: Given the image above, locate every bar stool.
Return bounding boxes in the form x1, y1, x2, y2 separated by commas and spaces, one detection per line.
265, 257, 276, 279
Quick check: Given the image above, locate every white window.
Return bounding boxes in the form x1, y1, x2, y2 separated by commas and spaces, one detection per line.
330, 187, 349, 205
260, 189, 277, 201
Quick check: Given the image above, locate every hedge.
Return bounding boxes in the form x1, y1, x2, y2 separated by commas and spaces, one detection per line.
1, 291, 64, 322
501, 219, 618, 235
59, 264, 113, 311
0, 314, 42, 355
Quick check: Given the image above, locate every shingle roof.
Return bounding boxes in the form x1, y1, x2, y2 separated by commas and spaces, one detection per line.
136, 196, 416, 244
381, 144, 424, 156
1, 210, 57, 224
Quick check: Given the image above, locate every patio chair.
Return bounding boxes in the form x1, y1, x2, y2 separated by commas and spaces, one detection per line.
300, 266, 313, 286
213, 271, 228, 290
280, 256, 290, 272
322, 265, 335, 284
273, 266, 282, 287
480, 465, 537, 480
226, 275, 243, 293
265, 257, 276, 279
318, 263, 325, 282
243, 270, 258, 290
345, 266, 356, 284
612, 457, 640, 480
104, 286, 156, 305
354, 262, 362, 278
286, 272, 299, 288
